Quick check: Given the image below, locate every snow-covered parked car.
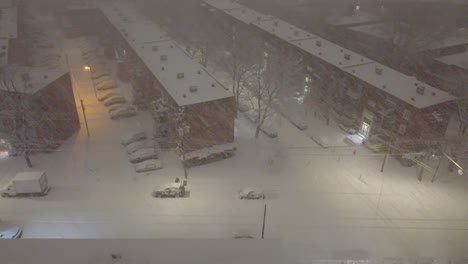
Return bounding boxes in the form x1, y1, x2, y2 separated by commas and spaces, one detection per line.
109, 105, 136, 120
121, 131, 146, 146
0, 221, 22, 239
91, 72, 112, 81
96, 80, 117, 91
97, 91, 120, 102
126, 140, 155, 154
152, 182, 185, 198
103, 95, 126, 107
129, 148, 158, 163
238, 187, 265, 200
108, 103, 129, 113
134, 159, 162, 173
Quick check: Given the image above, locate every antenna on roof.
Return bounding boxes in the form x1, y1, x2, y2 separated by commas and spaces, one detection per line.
375, 67, 383, 75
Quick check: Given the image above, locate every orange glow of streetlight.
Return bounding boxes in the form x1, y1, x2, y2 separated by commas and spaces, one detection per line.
84, 65, 91, 71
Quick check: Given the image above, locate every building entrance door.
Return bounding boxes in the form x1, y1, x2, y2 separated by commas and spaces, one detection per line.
360, 121, 371, 138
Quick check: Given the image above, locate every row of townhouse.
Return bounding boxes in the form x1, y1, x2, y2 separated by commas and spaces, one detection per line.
67, 0, 236, 156
203, 0, 457, 152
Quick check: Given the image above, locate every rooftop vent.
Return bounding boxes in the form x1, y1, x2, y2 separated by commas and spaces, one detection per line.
416, 86, 425, 95
43, 75, 48, 79
315, 40, 322, 47
211, 83, 215, 87
189, 85, 198, 93
152, 46, 158, 52
375, 67, 383, 75
344, 53, 351, 60
177, 72, 184, 79
160, 55, 167, 61
161, 67, 165, 71
274, 21, 278, 27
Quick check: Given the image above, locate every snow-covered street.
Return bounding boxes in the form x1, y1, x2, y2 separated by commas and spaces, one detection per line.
1, 25, 468, 264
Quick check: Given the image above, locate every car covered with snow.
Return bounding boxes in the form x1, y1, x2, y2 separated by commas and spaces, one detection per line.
108, 103, 130, 113
238, 187, 265, 199
103, 95, 126, 107
109, 106, 136, 120
94, 75, 113, 86
96, 80, 117, 91
126, 140, 155, 154
121, 131, 146, 146
97, 91, 120, 102
91, 70, 110, 79
129, 148, 158, 163
0, 221, 22, 239
152, 182, 185, 198
134, 159, 162, 173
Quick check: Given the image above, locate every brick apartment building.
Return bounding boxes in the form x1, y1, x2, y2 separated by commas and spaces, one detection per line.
204, 0, 457, 151
0, 66, 80, 151
67, 1, 236, 154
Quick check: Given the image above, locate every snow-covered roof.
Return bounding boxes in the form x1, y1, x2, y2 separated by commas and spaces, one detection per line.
290, 37, 374, 68
203, 0, 243, 10
343, 62, 456, 108
436, 50, 468, 70
135, 41, 232, 106
0, 38, 8, 66
350, 23, 468, 51
326, 11, 378, 27
204, 0, 271, 24
0, 66, 68, 95
253, 19, 316, 41
66, 0, 95, 10
99, 1, 232, 106
0, 7, 17, 39
204, 0, 457, 109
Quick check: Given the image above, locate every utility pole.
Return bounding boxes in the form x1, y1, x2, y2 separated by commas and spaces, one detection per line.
80, 99, 90, 138
261, 204, 267, 239
380, 152, 388, 172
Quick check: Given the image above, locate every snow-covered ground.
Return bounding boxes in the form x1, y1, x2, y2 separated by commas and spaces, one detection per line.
1, 31, 468, 264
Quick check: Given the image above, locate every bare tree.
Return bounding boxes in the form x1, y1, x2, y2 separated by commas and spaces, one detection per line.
0, 67, 34, 167
246, 51, 285, 138
222, 26, 263, 108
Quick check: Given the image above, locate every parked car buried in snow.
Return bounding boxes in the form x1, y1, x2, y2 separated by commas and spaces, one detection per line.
103, 95, 126, 107
96, 80, 117, 91
126, 140, 155, 154
121, 131, 146, 146
238, 187, 265, 200
134, 159, 162, 173
109, 106, 136, 120
129, 148, 158, 163
152, 182, 185, 198
0, 221, 22, 239
97, 91, 120, 102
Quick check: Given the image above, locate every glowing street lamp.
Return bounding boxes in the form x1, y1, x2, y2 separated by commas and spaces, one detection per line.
84, 65, 91, 71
